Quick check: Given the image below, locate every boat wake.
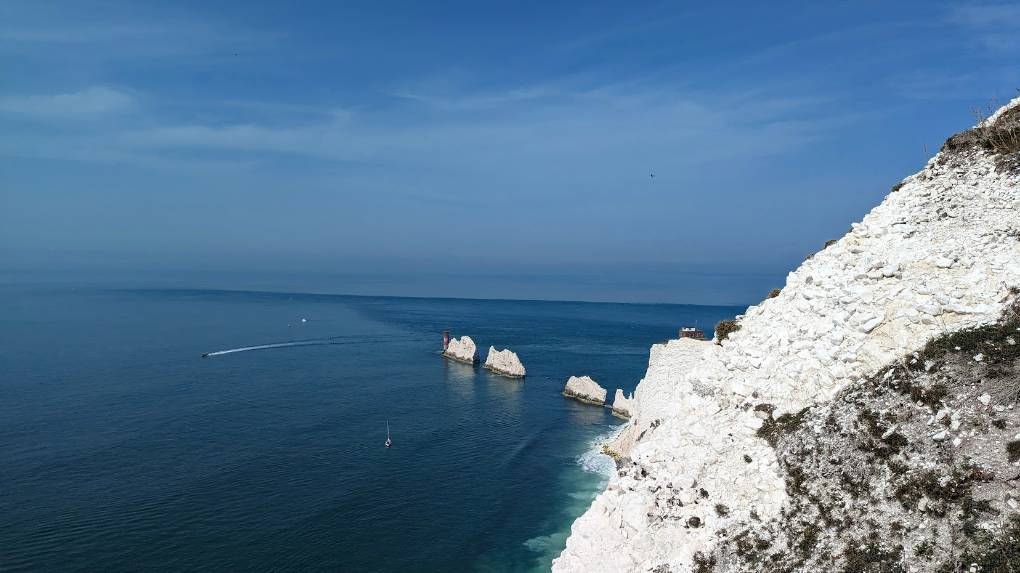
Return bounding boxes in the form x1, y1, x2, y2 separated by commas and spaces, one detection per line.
203, 337, 378, 357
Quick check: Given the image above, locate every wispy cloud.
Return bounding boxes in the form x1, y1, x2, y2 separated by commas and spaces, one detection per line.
552, 14, 679, 54
7, 82, 845, 188
0, 1, 277, 61
0, 24, 162, 44
0, 86, 135, 118
388, 86, 560, 112
948, 3, 1020, 27
895, 68, 1020, 102
947, 2, 1020, 53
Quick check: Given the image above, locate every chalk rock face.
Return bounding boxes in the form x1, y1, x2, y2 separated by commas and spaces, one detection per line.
553, 98, 1020, 572
611, 389, 635, 418
563, 376, 608, 405
484, 346, 526, 377
443, 336, 478, 364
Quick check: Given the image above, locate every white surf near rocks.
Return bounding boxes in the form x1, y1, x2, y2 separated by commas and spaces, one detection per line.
443, 335, 478, 364
563, 376, 608, 405
610, 389, 634, 418
553, 98, 1020, 572
484, 346, 526, 378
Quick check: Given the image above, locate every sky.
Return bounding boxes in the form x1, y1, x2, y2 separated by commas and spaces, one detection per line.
1, 0, 1018, 305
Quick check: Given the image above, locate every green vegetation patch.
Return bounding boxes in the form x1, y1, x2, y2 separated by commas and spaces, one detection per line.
715, 319, 741, 343
842, 542, 903, 573
955, 515, 1020, 572
913, 302, 1020, 370
756, 407, 810, 448
1008, 440, 1020, 463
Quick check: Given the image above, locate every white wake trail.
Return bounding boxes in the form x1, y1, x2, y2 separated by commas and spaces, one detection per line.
203, 335, 401, 358
205, 340, 326, 356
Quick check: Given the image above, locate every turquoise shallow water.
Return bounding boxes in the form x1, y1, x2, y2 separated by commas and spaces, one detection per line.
0, 286, 744, 572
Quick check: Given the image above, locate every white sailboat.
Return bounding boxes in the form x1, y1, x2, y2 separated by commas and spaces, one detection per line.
385, 421, 392, 448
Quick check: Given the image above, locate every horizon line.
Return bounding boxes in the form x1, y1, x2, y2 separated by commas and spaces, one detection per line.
7, 283, 754, 309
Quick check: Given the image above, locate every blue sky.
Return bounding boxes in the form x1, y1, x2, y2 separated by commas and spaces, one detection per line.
1, 1, 1018, 304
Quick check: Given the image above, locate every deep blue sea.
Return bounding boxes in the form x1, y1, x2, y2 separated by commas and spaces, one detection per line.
1, 286, 744, 572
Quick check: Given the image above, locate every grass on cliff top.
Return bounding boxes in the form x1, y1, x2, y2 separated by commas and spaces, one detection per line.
977, 102, 1020, 155
943, 99, 1020, 170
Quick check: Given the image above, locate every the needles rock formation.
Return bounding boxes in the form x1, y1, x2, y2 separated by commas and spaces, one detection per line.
443, 336, 479, 364
564, 376, 609, 406
484, 346, 526, 378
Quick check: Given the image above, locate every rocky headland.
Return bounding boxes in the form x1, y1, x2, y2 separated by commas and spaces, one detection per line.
484, 346, 526, 378
443, 335, 479, 364
554, 98, 1020, 572
564, 376, 609, 406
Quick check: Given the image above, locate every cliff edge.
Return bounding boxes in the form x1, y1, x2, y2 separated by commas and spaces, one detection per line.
554, 98, 1020, 572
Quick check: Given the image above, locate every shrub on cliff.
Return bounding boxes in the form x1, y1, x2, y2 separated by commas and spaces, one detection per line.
768, 288, 782, 299
976, 103, 1020, 155
715, 319, 740, 343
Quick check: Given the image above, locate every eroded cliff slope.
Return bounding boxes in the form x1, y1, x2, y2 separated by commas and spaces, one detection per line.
554, 98, 1020, 572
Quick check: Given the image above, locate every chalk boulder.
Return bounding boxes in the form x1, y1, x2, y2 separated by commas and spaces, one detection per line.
443, 336, 478, 364
611, 389, 635, 418
563, 376, 608, 406
484, 346, 526, 378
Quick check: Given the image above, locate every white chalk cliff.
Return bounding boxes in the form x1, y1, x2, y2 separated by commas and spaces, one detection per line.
484, 346, 526, 377
611, 389, 634, 418
564, 376, 608, 405
554, 98, 1020, 572
443, 336, 478, 364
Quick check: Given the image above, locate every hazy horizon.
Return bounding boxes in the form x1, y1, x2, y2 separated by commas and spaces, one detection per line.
1, 266, 768, 307
3, 1, 1018, 303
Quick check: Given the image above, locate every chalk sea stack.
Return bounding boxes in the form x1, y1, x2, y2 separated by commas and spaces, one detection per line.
443, 335, 478, 364
563, 376, 607, 406
554, 98, 1020, 572
610, 389, 634, 418
484, 346, 526, 378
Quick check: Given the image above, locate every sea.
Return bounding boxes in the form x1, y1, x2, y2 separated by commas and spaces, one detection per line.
0, 286, 744, 572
